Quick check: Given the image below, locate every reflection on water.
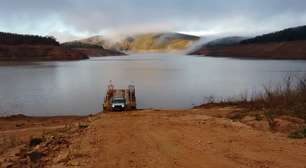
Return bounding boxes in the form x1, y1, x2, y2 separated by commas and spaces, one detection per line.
1, 53, 306, 116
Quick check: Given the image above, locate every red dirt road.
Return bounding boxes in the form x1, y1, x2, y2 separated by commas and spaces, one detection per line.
52, 109, 306, 168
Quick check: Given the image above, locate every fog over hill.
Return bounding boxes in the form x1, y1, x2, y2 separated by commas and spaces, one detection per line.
190, 25, 306, 59
71, 32, 200, 53
2, 0, 306, 42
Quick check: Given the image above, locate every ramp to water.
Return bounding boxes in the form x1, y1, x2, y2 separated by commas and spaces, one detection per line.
103, 84, 136, 112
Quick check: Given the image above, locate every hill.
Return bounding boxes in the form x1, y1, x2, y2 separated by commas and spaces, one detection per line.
190, 25, 306, 59
61, 41, 126, 56
188, 36, 249, 53
121, 32, 200, 52
0, 32, 59, 46
76, 32, 200, 53
62, 41, 104, 49
241, 25, 306, 44
0, 45, 88, 61
0, 32, 88, 61
205, 36, 249, 48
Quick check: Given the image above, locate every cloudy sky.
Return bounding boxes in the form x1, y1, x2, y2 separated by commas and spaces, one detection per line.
1, 0, 306, 42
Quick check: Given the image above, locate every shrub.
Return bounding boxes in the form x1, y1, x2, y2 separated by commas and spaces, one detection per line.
203, 74, 306, 130
288, 128, 306, 139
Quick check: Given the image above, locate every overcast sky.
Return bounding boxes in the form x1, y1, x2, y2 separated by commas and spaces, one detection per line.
1, 0, 306, 42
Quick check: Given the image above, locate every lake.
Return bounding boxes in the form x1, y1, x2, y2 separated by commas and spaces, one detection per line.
1, 53, 306, 116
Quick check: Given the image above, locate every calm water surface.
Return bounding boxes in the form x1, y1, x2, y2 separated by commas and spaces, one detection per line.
1, 53, 306, 116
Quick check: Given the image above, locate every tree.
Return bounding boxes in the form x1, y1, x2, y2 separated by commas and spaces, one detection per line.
0, 32, 60, 46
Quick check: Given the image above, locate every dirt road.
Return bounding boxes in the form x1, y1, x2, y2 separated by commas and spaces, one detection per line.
1, 108, 306, 168
50, 109, 306, 168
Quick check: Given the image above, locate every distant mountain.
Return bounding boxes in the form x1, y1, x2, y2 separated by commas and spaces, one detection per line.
121, 33, 200, 52
61, 41, 125, 56
187, 36, 249, 54
78, 35, 114, 49
205, 36, 250, 48
189, 25, 306, 59
74, 32, 200, 53
241, 25, 306, 44
62, 41, 104, 49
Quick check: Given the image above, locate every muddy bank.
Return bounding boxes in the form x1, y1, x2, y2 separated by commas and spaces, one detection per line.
0, 45, 88, 61
190, 40, 306, 59
1, 108, 306, 168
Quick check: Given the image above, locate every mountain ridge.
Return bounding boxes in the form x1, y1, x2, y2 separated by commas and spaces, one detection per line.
71, 32, 200, 53
189, 25, 306, 59
61, 41, 126, 56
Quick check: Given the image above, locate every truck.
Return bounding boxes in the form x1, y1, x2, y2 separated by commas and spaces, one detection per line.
103, 83, 136, 112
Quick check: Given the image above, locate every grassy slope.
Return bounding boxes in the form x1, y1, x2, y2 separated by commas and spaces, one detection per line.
77, 32, 200, 53
127, 33, 199, 52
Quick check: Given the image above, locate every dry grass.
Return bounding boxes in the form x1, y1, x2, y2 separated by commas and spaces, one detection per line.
250, 75, 306, 121
288, 128, 306, 139
202, 74, 306, 131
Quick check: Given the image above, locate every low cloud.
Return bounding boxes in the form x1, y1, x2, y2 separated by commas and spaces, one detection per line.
1, 0, 306, 42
